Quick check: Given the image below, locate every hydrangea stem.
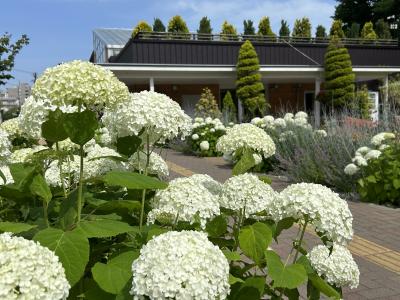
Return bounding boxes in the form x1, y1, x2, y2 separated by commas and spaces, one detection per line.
77, 144, 84, 223
292, 218, 308, 263
55, 142, 67, 198
139, 133, 151, 230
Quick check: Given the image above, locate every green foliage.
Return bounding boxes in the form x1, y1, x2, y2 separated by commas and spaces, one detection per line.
361, 21, 377, 40
222, 91, 237, 123
188, 118, 225, 157
257, 17, 275, 36
232, 148, 256, 175
357, 140, 400, 206
198, 16, 212, 39
102, 171, 168, 190
194, 87, 221, 119
334, 0, 373, 30
206, 215, 227, 238
220, 21, 238, 40
279, 20, 290, 37
167, 15, 189, 33
236, 40, 266, 117
116, 135, 141, 157
0, 221, 36, 233
239, 222, 272, 265
315, 25, 327, 38
0, 33, 29, 85
41, 109, 68, 142
152, 18, 165, 32
329, 20, 345, 38
292, 17, 312, 38
346, 23, 360, 38
243, 20, 255, 35
132, 21, 152, 37
355, 84, 371, 119
374, 19, 392, 39
77, 219, 136, 238
63, 110, 98, 145
324, 38, 355, 107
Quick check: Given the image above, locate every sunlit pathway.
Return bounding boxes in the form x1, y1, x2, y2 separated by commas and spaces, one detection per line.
162, 148, 400, 299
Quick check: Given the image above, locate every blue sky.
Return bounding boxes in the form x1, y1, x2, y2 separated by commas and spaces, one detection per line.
1, 0, 336, 88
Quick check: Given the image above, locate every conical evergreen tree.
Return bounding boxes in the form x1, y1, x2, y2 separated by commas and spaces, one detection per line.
315, 25, 327, 38
153, 18, 165, 32
361, 21, 377, 39
329, 20, 346, 38
324, 38, 355, 107
374, 19, 392, 39
236, 40, 266, 117
132, 21, 152, 37
243, 20, 256, 35
168, 16, 189, 33
220, 21, 238, 40
194, 87, 221, 119
279, 20, 290, 37
292, 17, 311, 38
356, 84, 371, 119
258, 17, 275, 36
222, 91, 237, 123
198, 16, 212, 40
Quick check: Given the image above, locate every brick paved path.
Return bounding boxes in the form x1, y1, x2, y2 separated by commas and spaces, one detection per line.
161, 148, 400, 299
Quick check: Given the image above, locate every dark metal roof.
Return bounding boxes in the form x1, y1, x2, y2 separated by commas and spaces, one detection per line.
112, 38, 400, 67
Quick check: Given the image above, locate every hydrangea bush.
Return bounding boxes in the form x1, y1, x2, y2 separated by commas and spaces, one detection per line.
187, 117, 227, 156
0, 62, 359, 300
344, 132, 400, 206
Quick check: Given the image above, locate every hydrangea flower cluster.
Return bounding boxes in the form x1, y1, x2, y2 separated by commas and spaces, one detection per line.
18, 96, 79, 140
0, 118, 23, 140
102, 91, 192, 143
216, 123, 276, 159
147, 175, 220, 228
128, 151, 169, 178
32, 60, 129, 108
308, 244, 360, 289
251, 111, 312, 131
0, 166, 14, 185
131, 231, 230, 299
219, 173, 277, 218
45, 155, 81, 188
0, 129, 11, 164
274, 183, 353, 245
370, 132, 395, 146
10, 146, 48, 164
84, 144, 126, 179
0, 232, 70, 299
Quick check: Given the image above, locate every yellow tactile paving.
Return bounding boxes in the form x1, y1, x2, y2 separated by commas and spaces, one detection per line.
166, 159, 400, 275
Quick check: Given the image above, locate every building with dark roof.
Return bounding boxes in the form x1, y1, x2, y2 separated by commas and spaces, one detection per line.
91, 29, 400, 122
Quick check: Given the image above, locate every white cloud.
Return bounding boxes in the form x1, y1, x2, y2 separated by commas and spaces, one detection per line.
155, 0, 335, 34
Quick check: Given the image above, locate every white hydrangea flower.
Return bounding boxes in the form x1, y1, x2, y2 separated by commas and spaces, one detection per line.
0, 129, 11, 164
191, 133, 199, 140
295, 111, 308, 119
18, 96, 80, 140
314, 129, 327, 138
355, 146, 371, 156
131, 231, 230, 299
274, 183, 353, 245
45, 155, 81, 187
263, 115, 275, 125
84, 144, 126, 179
308, 244, 359, 289
32, 60, 128, 108
379, 144, 390, 151
364, 149, 382, 160
10, 146, 48, 164
52, 138, 79, 153
0, 166, 14, 185
294, 117, 309, 127
278, 130, 295, 143
199, 140, 210, 151
95, 127, 112, 146
253, 153, 263, 165
352, 155, 368, 167
0, 232, 70, 299
284, 113, 294, 120
216, 123, 276, 159
0, 118, 23, 140
219, 173, 278, 218
210, 128, 216, 133
273, 118, 287, 128
371, 132, 395, 146
344, 163, 359, 175
128, 151, 169, 178
194, 117, 204, 123
189, 174, 222, 196
102, 91, 192, 144
147, 175, 220, 228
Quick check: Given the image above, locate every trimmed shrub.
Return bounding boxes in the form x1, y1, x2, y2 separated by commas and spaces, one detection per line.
222, 91, 237, 124
168, 15, 189, 33
329, 20, 345, 38
324, 38, 355, 108
194, 87, 221, 119
292, 17, 311, 38
279, 20, 290, 37
236, 40, 266, 118
132, 21, 152, 37
153, 18, 166, 32
258, 17, 275, 36
198, 16, 212, 37
361, 21, 377, 40
220, 21, 238, 40
355, 85, 371, 119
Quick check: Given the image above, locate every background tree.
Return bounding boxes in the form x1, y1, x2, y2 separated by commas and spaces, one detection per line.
220, 21, 238, 40
194, 87, 221, 119
361, 21, 377, 39
279, 20, 290, 36
374, 19, 392, 39
373, 0, 400, 22
355, 84, 372, 119
132, 21, 152, 37
292, 17, 312, 38
346, 23, 360, 38
167, 16, 189, 33
0, 33, 29, 86
329, 20, 346, 38
222, 91, 237, 123
334, 0, 373, 30
198, 17, 212, 34
236, 40, 266, 118
315, 25, 327, 38
243, 20, 256, 35
258, 17, 275, 36
153, 18, 165, 32
324, 37, 355, 107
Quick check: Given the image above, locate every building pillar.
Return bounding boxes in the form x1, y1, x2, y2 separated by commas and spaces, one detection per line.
149, 77, 155, 92
314, 77, 321, 128
383, 74, 389, 128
